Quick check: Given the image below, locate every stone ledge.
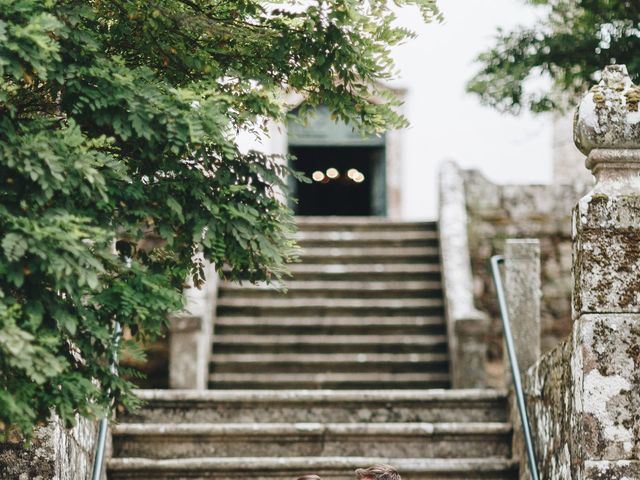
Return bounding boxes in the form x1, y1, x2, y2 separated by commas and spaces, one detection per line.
132, 388, 507, 403
108, 456, 518, 473
112, 422, 512, 437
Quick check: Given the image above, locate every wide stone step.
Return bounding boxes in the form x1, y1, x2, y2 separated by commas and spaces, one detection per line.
295, 217, 437, 232
211, 334, 448, 354
216, 298, 444, 317
108, 456, 518, 480
113, 422, 511, 459
210, 353, 449, 374
208, 372, 450, 389
298, 246, 439, 264
124, 389, 508, 424
285, 263, 441, 281
225, 264, 441, 282
294, 230, 439, 248
218, 280, 443, 300
214, 316, 446, 335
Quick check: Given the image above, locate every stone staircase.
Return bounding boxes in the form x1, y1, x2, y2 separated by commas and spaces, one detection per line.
108, 218, 518, 479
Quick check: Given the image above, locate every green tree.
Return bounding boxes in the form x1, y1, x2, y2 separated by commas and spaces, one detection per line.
0, 0, 439, 436
467, 0, 640, 113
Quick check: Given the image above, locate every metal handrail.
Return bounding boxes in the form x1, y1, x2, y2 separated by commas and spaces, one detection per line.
490, 255, 540, 480
91, 321, 122, 480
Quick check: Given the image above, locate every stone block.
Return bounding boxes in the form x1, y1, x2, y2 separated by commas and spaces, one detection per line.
573, 313, 640, 461
574, 195, 640, 314
504, 239, 541, 385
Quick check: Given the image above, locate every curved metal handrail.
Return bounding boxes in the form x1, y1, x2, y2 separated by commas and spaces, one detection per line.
91, 321, 122, 480
490, 255, 540, 480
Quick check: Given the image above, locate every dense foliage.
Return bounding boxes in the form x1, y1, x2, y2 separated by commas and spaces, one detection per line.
467, 0, 640, 113
0, 0, 439, 436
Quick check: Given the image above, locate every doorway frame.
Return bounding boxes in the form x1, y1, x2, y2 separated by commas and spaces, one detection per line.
269, 90, 404, 219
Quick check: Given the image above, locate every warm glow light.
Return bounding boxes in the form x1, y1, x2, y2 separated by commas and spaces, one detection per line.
353, 172, 365, 183
326, 167, 339, 179
347, 168, 358, 179
312, 171, 325, 182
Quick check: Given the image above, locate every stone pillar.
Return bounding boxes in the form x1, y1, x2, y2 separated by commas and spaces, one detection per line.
169, 261, 217, 390
569, 64, 640, 478
504, 239, 541, 386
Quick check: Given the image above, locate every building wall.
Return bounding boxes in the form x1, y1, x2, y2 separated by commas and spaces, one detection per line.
460, 168, 588, 384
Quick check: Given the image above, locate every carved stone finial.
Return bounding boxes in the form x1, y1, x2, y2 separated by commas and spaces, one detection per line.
573, 64, 640, 156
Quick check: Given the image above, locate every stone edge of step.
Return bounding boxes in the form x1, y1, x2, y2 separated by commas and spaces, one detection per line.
208, 372, 451, 382
210, 334, 448, 345
219, 281, 443, 291
216, 298, 444, 308
108, 456, 517, 472
294, 216, 437, 226
112, 422, 512, 437
209, 353, 449, 364
132, 389, 508, 403
214, 316, 446, 327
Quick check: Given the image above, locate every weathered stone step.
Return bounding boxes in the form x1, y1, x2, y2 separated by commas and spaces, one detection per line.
218, 298, 443, 308
295, 217, 437, 231
210, 353, 449, 374
211, 334, 448, 354
122, 389, 509, 424
113, 422, 511, 459
108, 456, 518, 480
208, 372, 450, 389
215, 316, 445, 332
285, 263, 441, 281
214, 316, 446, 336
298, 246, 439, 264
217, 298, 444, 317
294, 230, 439, 248
218, 280, 443, 299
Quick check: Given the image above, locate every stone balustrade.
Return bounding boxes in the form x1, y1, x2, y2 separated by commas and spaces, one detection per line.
439, 160, 489, 388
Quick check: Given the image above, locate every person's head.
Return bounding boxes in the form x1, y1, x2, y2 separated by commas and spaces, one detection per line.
355, 464, 401, 480
297, 475, 322, 480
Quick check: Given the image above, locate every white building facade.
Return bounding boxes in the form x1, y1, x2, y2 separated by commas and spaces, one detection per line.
241, 0, 588, 219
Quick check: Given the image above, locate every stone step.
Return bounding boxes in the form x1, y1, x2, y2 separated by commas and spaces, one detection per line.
218, 281, 443, 299
216, 298, 444, 317
208, 372, 451, 389
113, 422, 511, 459
214, 316, 446, 335
294, 230, 439, 248
285, 263, 441, 281
295, 217, 438, 232
297, 246, 439, 264
108, 456, 518, 480
210, 353, 449, 374
123, 389, 508, 424
211, 334, 448, 354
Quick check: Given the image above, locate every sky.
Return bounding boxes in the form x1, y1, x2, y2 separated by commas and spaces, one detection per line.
388, 0, 554, 218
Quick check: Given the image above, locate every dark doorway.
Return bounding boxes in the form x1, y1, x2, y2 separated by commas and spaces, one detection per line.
291, 146, 385, 216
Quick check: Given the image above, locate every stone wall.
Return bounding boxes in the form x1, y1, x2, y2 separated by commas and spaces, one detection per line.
0, 415, 100, 480
512, 65, 640, 480
516, 338, 575, 479
460, 168, 589, 383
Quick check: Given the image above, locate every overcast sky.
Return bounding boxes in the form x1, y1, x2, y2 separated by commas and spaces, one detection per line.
389, 0, 554, 218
